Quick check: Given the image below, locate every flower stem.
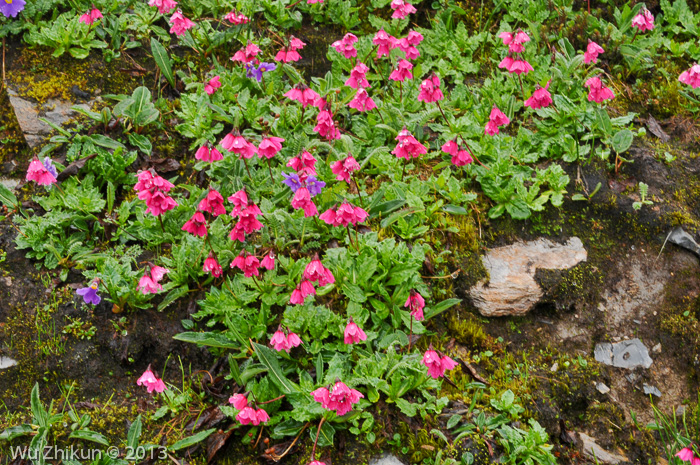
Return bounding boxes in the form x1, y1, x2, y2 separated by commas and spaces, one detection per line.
408, 315, 414, 351
352, 174, 364, 207
300, 217, 307, 248
517, 74, 525, 101
267, 158, 274, 183
311, 417, 327, 461
243, 158, 252, 179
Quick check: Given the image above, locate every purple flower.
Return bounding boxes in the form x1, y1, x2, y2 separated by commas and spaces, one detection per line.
77, 282, 101, 305
245, 62, 277, 82
43, 157, 58, 178
258, 62, 277, 73
0, 0, 26, 18
282, 172, 302, 192
305, 175, 326, 197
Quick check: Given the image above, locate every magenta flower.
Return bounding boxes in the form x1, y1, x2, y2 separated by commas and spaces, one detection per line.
221, 132, 257, 159
231, 252, 260, 278
344, 319, 367, 344
287, 151, 317, 177
290, 279, 316, 304
349, 89, 377, 112
197, 189, 226, 216
79, 8, 102, 25
418, 74, 443, 103
679, 64, 700, 89
137, 367, 166, 393
307, 0, 323, 3
584, 76, 615, 103
229, 193, 262, 242
270, 329, 289, 351
77, 281, 101, 305
231, 43, 261, 63
422, 349, 458, 379
524, 81, 553, 109
224, 10, 249, 24
195, 144, 223, 162
311, 381, 363, 416
498, 30, 530, 53
396, 30, 423, 60
169, 10, 194, 36
390, 0, 416, 19
204, 76, 222, 95
275, 36, 305, 63
203, 254, 223, 278
310, 462, 326, 465
138, 265, 169, 295
320, 202, 368, 228
404, 289, 425, 321
441, 140, 473, 167
258, 136, 285, 159
304, 256, 335, 287
677, 447, 695, 462
291, 187, 318, 217
284, 84, 321, 108
236, 407, 269, 425
583, 41, 604, 64
182, 211, 207, 237
331, 33, 359, 59
345, 62, 370, 89
373, 29, 397, 58
498, 56, 533, 75
229, 393, 248, 410
389, 59, 413, 82
331, 155, 360, 182
26, 158, 57, 185
631, 8, 654, 32
261, 252, 276, 271
392, 128, 426, 159
484, 105, 510, 136
149, 0, 177, 14
314, 109, 341, 140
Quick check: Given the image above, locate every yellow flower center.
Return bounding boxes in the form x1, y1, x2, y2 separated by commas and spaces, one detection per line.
90, 283, 98, 290
4, 0, 13, 4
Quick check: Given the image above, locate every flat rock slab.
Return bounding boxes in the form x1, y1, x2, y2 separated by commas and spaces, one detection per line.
369, 454, 405, 465
470, 237, 587, 317
0, 356, 17, 370
578, 432, 629, 464
594, 339, 653, 369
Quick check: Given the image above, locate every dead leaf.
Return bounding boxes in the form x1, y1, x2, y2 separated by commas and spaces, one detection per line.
459, 360, 489, 385
206, 429, 232, 463
56, 154, 97, 181
646, 115, 669, 142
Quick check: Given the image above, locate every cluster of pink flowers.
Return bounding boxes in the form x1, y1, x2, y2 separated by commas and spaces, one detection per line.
314, 105, 342, 140
228, 189, 264, 242
418, 74, 444, 103
288, 151, 318, 178
390, 0, 416, 19
583, 41, 605, 64
441, 140, 473, 166
344, 319, 367, 344
524, 81, 553, 110
195, 141, 223, 162
284, 83, 322, 108
258, 136, 285, 160
149, 0, 177, 15
134, 170, 178, 217
231, 42, 261, 64
270, 327, 302, 352
224, 9, 249, 25
679, 64, 700, 89
290, 257, 334, 305
485, 105, 510, 136
275, 36, 306, 63
320, 202, 368, 227
631, 8, 655, 32
349, 88, 377, 112
584, 76, 615, 103
422, 348, 458, 379
181, 189, 225, 237
392, 128, 427, 159
221, 130, 258, 159
332, 33, 358, 59
203, 253, 223, 278
405, 289, 425, 320
676, 447, 700, 465
26, 158, 57, 186
498, 30, 533, 75
389, 59, 413, 82
169, 10, 194, 36
345, 63, 369, 89
231, 250, 262, 278
137, 367, 166, 393
79, 8, 102, 25
311, 381, 363, 416
204, 76, 222, 96
138, 265, 169, 295
229, 394, 270, 426
331, 155, 360, 183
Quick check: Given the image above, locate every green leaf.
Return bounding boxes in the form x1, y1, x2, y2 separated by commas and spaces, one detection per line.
173, 332, 240, 349
0, 425, 34, 441
169, 428, 216, 451
151, 38, 176, 89
31, 383, 48, 428
447, 414, 462, 429
106, 181, 115, 215
127, 415, 142, 450
442, 204, 468, 215
309, 421, 335, 447
424, 298, 461, 320
342, 283, 367, 303
0, 183, 18, 209
128, 133, 152, 154
158, 285, 188, 311
612, 129, 633, 154
69, 430, 110, 446
251, 342, 298, 394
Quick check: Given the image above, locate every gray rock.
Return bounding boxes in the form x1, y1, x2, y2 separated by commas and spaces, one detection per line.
652, 343, 662, 353
0, 356, 17, 370
594, 339, 653, 369
8, 93, 51, 147
578, 432, 629, 464
667, 227, 700, 258
0, 178, 19, 191
596, 383, 610, 394
643, 384, 662, 397
369, 454, 405, 465
470, 237, 588, 317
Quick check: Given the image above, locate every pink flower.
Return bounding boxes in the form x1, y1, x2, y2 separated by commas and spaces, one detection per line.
149, 0, 177, 14
390, 0, 416, 19
145, 191, 178, 216
275, 38, 306, 64
137, 367, 166, 393
138, 265, 169, 295
203, 255, 223, 277
679, 64, 700, 89
524, 80, 552, 109
307, 0, 323, 3
182, 211, 207, 237
314, 109, 341, 140
418, 74, 443, 103
198, 189, 226, 216
224, 10, 249, 25
584, 76, 615, 103
79, 8, 102, 25
290, 279, 316, 304
583, 41, 604, 64
389, 59, 413, 82
255, 409, 270, 424
284, 84, 321, 108
304, 256, 335, 286
169, 10, 194, 36
498, 30, 530, 53
26, 159, 57, 185
270, 329, 289, 351
287, 151, 317, 177
231, 252, 260, 277
310, 462, 326, 465
195, 144, 223, 162
228, 189, 249, 216
405, 290, 425, 321
441, 140, 473, 167
221, 132, 257, 159
291, 187, 318, 217
331, 33, 359, 59
631, 9, 654, 32
229, 393, 248, 410
349, 89, 377, 112
676, 447, 695, 462
484, 105, 510, 136
312, 382, 363, 416
373, 29, 397, 58
320, 202, 367, 228
236, 407, 258, 425
258, 136, 285, 159
392, 128, 426, 159
331, 155, 360, 182
498, 56, 533, 75
204, 76, 221, 95
422, 349, 458, 379
231, 43, 261, 63
396, 30, 423, 60
344, 319, 367, 344
261, 252, 275, 270
345, 62, 370, 89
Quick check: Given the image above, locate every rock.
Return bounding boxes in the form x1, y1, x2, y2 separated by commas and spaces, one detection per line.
2, 161, 17, 174
646, 115, 670, 142
596, 382, 610, 394
470, 237, 588, 317
578, 432, 629, 464
594, 339, 653, 369
667, 227, 700, 259
550, 362, 559, 372
43, 99, 90, 127
0, 178, 19, 191
652, 343, 662, 353
643, 384, 662, 397
369, 454, 405, 465
8, 91, 51, 147
0, 356, 17, 370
